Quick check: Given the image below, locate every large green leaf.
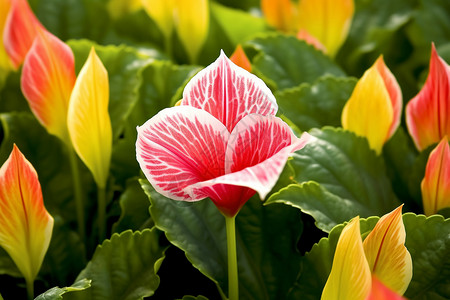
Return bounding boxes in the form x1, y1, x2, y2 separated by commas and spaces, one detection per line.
403, 214, 450, 299
267, 127, 399, 232
110, 60, 199, 186
287, 213, 450, 299
112, 178, 153, 233
141, 180, 303, 300
275, 76, 356, 132
67, 40, 152, 140
34, 279, 91, 300
64, 229, 166, 300
245, 34, 345, 91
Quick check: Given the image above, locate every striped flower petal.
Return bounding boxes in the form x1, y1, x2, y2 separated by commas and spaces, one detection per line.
230, 44, 252, 73
21, 29, 76, 146
185, 115, 311, 217
136, 106, 228, 202
261, 0, 298, 32
67, 47, 112, 189
406, 44, 450, 151
3, 0, 44, 69
174, 0, 209, 63
342, 61, 394, 154
182, 51, 278, 132
366, 275, 407, 300
0, 145, 53, 285
421, 137, 450, 216
297, 0, 354, 57
321, 217, 372, 300
363, 205, 412, 295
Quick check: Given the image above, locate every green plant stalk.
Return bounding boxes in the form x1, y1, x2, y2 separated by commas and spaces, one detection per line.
25, 278, 33, 300
98, 186, 107, 241
67, 146, 85, 242
225, 215, 239, 300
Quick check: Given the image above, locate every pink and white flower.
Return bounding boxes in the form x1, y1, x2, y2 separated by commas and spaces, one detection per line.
136, 51, 310, 217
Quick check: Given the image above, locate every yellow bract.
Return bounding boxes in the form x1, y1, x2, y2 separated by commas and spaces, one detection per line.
67, 47, 112, 189
141, 0, 175, 41
342, 66, 394, 155
0, 0, 13, 84
297, 0, 354, 57
321, 217, 372, 300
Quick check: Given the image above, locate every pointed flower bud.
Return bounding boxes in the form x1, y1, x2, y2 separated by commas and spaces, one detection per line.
0, 145, 54, 286
141, 0, 175, 41
21, 29, 76, 146
297, 0, 354, 57
0, 0, 14, 80
68, 47, 112, 189
342, 56, 402, 154
406, 44, 450, 151
421, 137, 450, 216
230, 44, 252, 73
3, 0, 44, 69
261, 0, 298, 32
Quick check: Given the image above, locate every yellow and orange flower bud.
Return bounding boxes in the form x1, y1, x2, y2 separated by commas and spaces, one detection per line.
297, 0, 354, 57
67, 47, 112, 189
321, 216, 372, 300
230, 44, 252, 73
362, 205, 412, 295
21, 29, 76, 146
261, 0, 298, 32
0, 0, 14, 82
421, 137, 450, 216
3, 0, 44, 69
406, 44, 450, 151
322, 206, 411, 300
342, 56, 402, 154
0, 145, 54, 286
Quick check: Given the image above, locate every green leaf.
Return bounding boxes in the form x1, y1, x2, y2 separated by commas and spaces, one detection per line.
64, 229, 166, 300
34, 279, 91, 300
110, 60, 199, 186
245, 34, 345, 90
403, 214, 450, 299
67, 39, 152, 140
275, 76, 357, 131
268, 127, 399, 232
211, 2, 267, 45
141, 180, 303, 300
112, 178, 153, 233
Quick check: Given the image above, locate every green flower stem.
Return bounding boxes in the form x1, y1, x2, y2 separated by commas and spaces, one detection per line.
67, 146, 85, 242
25, 278, 33, 300
225, 215, 239, 300
98, 186, 107, 241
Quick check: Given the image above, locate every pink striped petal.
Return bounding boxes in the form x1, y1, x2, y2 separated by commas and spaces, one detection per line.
181, 50, 278, 132
136, 106, 229, 201
185, 115, 311, 217
374, 56, 403, 140
21, 29, 76, 145
3, 0, 44, 69
406, 44, 450, 151
0, 145, 53, 285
